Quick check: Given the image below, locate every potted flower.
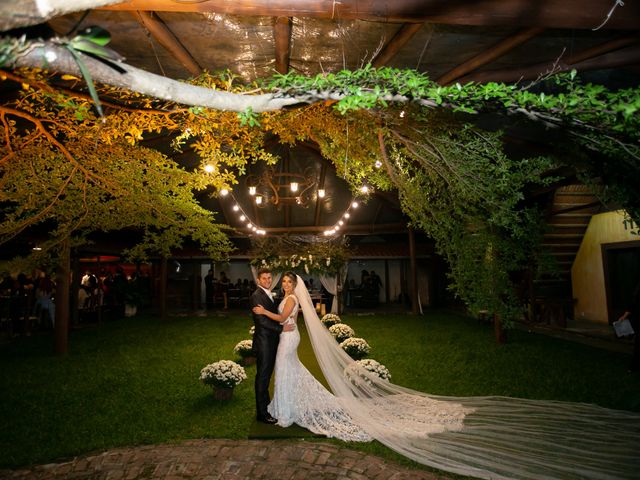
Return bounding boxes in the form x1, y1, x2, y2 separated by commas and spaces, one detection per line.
329, 323, 355, 343
321, 313, 341, 327
355, 359, 391, 380
199, 360, 247, 400
233, 339, 256, 366
344, 358, 391, 386
339, 337, 371, 360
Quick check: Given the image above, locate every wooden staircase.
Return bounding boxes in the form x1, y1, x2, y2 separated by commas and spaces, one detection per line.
531, 185, 604, 325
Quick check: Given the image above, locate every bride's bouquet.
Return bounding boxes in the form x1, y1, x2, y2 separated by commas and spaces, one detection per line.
340, 337, 370, 360
329, 323, 355, 343
321, 313, 341, 327
200, 360, 247, 389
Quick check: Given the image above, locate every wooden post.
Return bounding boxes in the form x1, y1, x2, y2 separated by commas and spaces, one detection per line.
71, 253, 80, 327
96, 255, 103, 324
384, 259, 390, 304
192, 261, 200, 310
160, 256, 167, 320
54, 238, 70, 355
408, 228, 419, 314
335, 272, 341, 314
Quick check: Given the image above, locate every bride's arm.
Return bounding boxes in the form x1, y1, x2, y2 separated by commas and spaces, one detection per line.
253, 296, 296, 322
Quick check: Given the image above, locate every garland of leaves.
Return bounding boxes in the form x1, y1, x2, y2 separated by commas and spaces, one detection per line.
248, 237, 349, 276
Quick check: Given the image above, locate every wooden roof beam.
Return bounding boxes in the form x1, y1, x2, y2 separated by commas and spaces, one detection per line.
253, 222, 408, 235
132, 10, 203, 77
102, 0, 640, 30
437, 26, 544, 85
458, 36, 640, 84
274, 16, 292, 75
372, 23, 424, 68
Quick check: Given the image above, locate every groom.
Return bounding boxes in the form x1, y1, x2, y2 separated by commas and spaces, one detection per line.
251, 267, 292, 424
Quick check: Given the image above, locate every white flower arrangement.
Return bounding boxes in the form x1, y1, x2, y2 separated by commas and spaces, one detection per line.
321, 313, 341, 327
339, 337, 371, 360
355, 359, 391, 381
233, 339, 254, 358
343, 358, 391, 386
329, 323, 355, 343
200, 360, 247, 389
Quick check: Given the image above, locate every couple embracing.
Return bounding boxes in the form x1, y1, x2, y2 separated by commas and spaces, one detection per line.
249, 267, 370, 441
246, 267, 640, 480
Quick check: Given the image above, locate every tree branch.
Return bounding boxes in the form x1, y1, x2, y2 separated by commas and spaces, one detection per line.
9, 42, 303, 113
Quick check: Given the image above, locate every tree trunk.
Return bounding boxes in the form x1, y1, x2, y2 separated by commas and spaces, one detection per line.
494, 313, 507, 344
54, 237, 70, 355
160, 256, 167, 321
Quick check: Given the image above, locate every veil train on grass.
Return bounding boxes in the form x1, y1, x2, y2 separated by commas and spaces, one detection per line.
294, 275, 640, 480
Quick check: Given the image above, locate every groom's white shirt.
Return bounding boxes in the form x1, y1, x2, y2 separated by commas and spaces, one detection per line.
259, 285, 273, 302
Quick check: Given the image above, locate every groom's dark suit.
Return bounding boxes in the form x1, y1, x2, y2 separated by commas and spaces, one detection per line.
251, 287, 282, 420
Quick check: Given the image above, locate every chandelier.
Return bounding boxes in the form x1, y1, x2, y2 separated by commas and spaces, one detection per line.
246, 166, 325, 208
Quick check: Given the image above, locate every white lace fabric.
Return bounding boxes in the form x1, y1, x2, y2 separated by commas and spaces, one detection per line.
268, 294, 371, 442
289, 275, 640, 480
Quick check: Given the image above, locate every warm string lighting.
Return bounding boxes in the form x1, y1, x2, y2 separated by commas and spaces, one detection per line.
323, 200, 360, 236
209, 160, 373, 236
222, 191, 267, 235
219, 189, 363, 238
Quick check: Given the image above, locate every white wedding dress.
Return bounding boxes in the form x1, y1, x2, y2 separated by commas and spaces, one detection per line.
268, 294, 371, 441
269, 276, 640, 480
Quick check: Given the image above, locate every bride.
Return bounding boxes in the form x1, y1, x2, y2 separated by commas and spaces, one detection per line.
255, 272, 640, 479
252, 271, 371, 441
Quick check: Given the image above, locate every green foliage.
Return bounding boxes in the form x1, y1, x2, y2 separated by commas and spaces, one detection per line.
248, 236, 349, 276
0, 87, 233, 268
379, 113, 557, 323
2, 63, 638, 326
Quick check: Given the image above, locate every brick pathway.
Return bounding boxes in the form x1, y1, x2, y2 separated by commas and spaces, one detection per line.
1, 439, 448, 479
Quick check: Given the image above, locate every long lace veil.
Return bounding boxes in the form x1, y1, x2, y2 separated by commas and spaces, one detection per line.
294, 276, 640, 479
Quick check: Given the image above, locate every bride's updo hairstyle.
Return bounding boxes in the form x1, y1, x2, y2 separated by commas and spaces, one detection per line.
282, 271, 297, 290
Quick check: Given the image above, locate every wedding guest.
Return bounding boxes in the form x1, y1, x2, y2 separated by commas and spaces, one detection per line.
219, 271, 230, 309
204, 269, 214, 309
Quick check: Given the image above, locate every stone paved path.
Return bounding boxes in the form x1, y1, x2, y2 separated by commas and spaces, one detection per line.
1, 439, 449, 479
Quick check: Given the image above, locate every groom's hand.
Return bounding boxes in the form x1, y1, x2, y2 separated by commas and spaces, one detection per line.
283, 323, 295, 332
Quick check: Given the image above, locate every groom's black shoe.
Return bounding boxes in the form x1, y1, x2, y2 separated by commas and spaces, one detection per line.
257, 414, 278, 424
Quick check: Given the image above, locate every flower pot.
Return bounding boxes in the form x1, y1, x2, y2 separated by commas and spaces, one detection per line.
242, 356, 256, 366
213, 387, 234, 401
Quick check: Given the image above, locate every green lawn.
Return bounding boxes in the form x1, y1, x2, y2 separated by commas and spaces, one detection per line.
0, 310, 638, 469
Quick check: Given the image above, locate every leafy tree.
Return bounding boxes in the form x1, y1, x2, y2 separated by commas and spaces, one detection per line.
1, 33, 639, 337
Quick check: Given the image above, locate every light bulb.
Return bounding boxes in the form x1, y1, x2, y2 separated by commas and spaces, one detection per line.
351, 201, 359, 208
360, 185, 369, 194
204, 164, 215, 173
220, 188, 229, 196
375, 160, 382, 168
232, 205, 239, 211
344, 213, 351, 218
255, 195, 263, 205
290, 182, 299, 192
339, 220, 344, 225
240, 215, 246, 221
318, 189, 326, 198
249, 186, 256, 196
